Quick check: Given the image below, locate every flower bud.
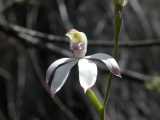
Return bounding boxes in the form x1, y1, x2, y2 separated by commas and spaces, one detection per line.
113, 0, 128, 10
66, 29, 88, 58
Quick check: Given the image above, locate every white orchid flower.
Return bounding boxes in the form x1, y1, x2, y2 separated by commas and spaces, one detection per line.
46, 29, 121, 94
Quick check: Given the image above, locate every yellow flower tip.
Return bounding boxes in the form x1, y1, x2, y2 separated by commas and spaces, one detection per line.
66, 29, 87, 44
113, 0, 128, 7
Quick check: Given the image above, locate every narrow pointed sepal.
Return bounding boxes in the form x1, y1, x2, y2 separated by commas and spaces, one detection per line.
85, 53, 121, 77
50, 61, 76, 94
78, 59, 98, 92
46, 58, 71, 84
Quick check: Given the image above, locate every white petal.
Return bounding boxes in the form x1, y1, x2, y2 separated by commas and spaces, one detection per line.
46, 58, 71, 83
51, 61, 76, 94
78, 59, 97, 92
85, 53, 121, 77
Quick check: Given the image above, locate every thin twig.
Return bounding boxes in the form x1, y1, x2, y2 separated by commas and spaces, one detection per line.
10, 23, 160, 48
0, 19, 72, 57
121, 69, 151, 82
1, 19, 160, 49
89, 40, 160, 48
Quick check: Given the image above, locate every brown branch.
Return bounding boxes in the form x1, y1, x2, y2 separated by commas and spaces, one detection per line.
99, 64, 151, 83
0, 19, 72, 57
11, 24, 67, 42
0, 19, 159, 48
88, 40, 160, 48
6, 23, 160, 48
121, 69, 151, 82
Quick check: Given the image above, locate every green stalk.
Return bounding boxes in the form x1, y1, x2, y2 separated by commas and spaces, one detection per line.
102, 6, 123, 120
113, 10, 122, 58
100, 107, 105, 120
86, 89, 103, 114
85, 2, 125, 120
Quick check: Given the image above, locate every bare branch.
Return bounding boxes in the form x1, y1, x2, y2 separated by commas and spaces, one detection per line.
0, 19, 160, 49
89, 40, 160, 48
0, 19, 72, 57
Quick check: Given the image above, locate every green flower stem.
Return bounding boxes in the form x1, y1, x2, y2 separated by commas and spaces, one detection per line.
100, 107, 105, 120
85, 3, 124, 120
102, 6, 123, 120
103, 74, 112, 109
113, 10, 122, 58
86, 89, 103, 114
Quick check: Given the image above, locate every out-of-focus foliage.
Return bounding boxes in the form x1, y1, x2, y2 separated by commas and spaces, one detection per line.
145, 76, 160, 92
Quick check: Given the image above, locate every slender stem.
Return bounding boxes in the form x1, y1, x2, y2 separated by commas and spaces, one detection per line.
100, 107, 105, 120
102, 7, 122, 120
85, 4, 123, 120
86, 89, 106, 120
103, 74, 112, 107
113, 10, 122, 58
86, 89, 103, 114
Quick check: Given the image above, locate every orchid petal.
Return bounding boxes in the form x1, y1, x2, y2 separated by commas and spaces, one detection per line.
78, 59, 97, 93
46, 58, 72, 84
85, 53, 121, 77
51, 61, 76, 94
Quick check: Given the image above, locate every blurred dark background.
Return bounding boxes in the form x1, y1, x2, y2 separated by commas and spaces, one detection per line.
0, 0, 160, 120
